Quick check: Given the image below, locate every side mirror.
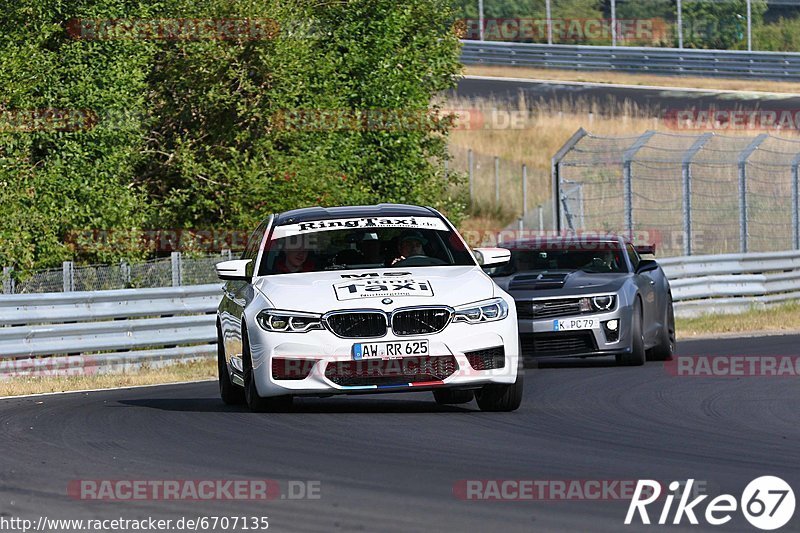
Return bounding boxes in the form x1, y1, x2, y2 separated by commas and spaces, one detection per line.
215, 259, 252, 281
635, 259, 659, 274
473, 247, 511, 267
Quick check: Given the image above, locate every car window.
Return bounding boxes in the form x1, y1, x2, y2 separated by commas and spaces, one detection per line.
488, 244, 626, 276
241, 220, 268, 276
626, 243, 640, 271
257, 216, 475, 275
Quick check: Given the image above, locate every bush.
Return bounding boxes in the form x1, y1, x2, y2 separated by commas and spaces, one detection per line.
0, 0, 465, 273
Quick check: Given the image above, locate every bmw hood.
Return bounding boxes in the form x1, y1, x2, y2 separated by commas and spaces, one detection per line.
252, 266, 497, 314
494, 270, 629, 297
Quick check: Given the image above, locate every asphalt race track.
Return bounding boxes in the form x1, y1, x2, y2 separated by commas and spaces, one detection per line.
1, 334, 799, 532
454, 76, 800, 115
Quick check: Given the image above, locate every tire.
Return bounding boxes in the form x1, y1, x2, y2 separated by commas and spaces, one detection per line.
218, 323, 244, 405
433, 389, 474, 405
647, 296, 676, 362
475, 372, 523, 412
242, 328, 293, 412
616, 298, 646, 366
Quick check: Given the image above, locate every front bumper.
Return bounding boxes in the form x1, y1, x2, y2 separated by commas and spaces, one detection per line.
517, 304, 633, 360
243, 319, 519, 398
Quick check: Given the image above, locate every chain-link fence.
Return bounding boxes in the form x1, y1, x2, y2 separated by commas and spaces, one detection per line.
448, 144, 555, 231
553, 129, 800, 257
1, 251, 234, 294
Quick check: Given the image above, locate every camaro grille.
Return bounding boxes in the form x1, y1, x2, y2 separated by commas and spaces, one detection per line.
325, 312, 387, 338
516, 298, 584, 320
520, 332, 597, 357
464, 346, 506, 371
324, 355, 458, 387
391, 308, 451, 336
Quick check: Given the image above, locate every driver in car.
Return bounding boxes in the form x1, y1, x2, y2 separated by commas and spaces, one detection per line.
391, 230, 427, 265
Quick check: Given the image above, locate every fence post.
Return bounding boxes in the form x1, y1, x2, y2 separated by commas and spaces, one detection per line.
120, 261, 131, 287
682, 133, 713, 256
478, 0, 484, 41
522, 164, 528, 219
2, 266, 13, 294
622, 131, 656, 239
468, 149, 474, 205
737, 134, 767, 254
677, 0, 683, 49
62, 261, 74, 292
171, 251, 182, 287
538, 205, 544, 231
551, 128, 588, 232
494, 156, 500, 206
792, 154, 800, 250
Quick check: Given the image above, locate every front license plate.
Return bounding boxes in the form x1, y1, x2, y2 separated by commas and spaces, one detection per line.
353, 340, 429, 360
553, 318, 597, 331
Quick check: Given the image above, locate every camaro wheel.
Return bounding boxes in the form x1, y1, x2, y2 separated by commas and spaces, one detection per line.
475, 372, 523, 412
647, 296, 676, 362
217, 324, 244, 405
433, 389, 474, 405
616, 299, 646, 366
242, 328, 293, 413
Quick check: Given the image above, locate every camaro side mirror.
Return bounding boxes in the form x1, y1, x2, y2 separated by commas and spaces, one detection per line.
215, 259, 252, 281
635, 259, 659, 274
473, 247, 511, 267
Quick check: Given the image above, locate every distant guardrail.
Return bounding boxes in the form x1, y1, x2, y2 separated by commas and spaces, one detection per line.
660, 250, 800, 317
0, 284, 220, 377
461, 41, 800, 81
2, 250, 799, 376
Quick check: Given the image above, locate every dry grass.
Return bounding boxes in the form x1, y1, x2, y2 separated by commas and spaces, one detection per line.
465, 65, 800, 95
676, 302, 800, 339
0, 358, 216, 397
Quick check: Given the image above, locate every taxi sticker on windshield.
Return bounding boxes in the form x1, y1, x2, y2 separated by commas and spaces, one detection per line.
333, 278, 434, 301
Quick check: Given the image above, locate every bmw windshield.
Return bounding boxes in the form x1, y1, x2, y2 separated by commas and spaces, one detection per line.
258, 216, 476, 275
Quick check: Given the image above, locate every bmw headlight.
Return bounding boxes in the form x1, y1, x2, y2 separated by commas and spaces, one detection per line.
453, 298, 509, 324
578, 294, 617, 313
257, 310, 323, 333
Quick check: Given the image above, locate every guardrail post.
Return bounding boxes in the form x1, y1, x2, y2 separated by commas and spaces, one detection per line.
682, 133, 713, 256
2, 266, 14, 294
468, 149, 474, 205
551, 128, 588, 232
622, 131, 656, 239
738, 134, 767, 254
171, 252, 182, 287
793, 154, 800, 250
62, 261, 74, 292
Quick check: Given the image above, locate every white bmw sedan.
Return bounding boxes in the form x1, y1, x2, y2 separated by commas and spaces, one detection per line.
215, 204, 522, 412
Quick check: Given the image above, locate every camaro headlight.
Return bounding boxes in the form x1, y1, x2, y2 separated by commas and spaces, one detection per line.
578, 294, 617, 313
257, 309, 323, 333
453, 298, 509, 324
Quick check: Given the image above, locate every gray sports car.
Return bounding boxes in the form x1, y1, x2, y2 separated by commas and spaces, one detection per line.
487, 236, 675, 366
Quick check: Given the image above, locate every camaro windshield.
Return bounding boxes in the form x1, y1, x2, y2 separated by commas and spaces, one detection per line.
258, 216, 475, 275
489, 244, 627, 276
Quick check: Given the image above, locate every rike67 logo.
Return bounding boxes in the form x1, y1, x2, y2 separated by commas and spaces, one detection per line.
626, 477, 795, 530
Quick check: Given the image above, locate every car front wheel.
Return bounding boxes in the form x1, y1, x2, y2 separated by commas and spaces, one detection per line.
242, 328, 293, 412
475, 373, 523, 412
218, 323, 244, 405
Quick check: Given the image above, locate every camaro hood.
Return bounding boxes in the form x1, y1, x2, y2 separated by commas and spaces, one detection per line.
494, 270, 629, 298
252, 266, 496, 313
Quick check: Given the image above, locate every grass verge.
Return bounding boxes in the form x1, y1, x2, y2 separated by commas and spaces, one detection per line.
676, 302, 800, 339
465, 65, 800, 94
0, 357, 216, 398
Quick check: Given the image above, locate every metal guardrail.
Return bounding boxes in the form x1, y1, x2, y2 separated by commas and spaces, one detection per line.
0, 284, 221, 377
660, 250, 800, 317
2, 250, 799, 375
461, 41, 800, 81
